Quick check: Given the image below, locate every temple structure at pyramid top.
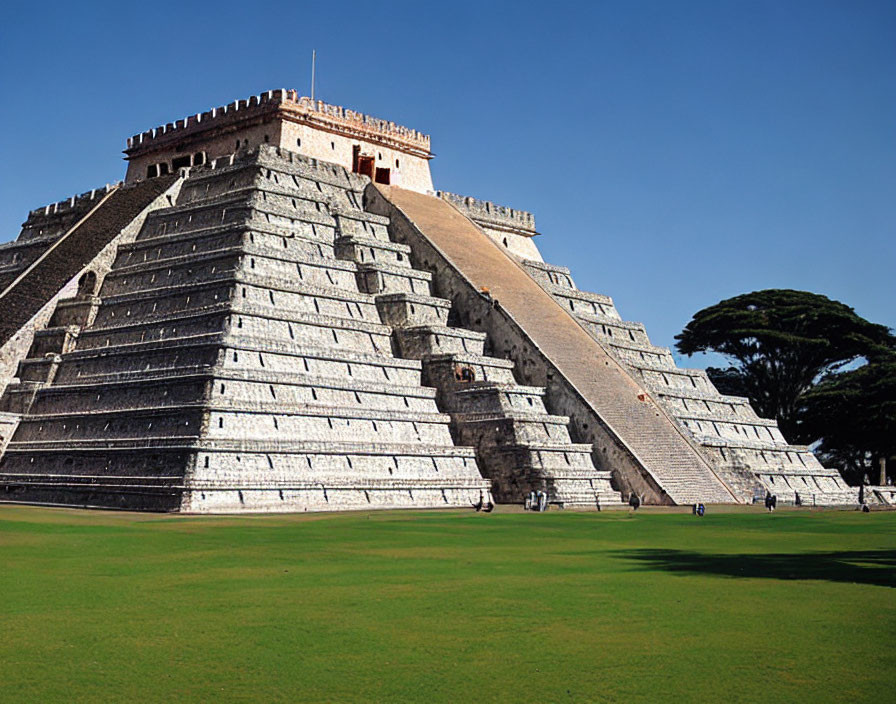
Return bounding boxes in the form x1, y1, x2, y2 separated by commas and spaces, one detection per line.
0, 88, 864, 512
125, 90, 435, 192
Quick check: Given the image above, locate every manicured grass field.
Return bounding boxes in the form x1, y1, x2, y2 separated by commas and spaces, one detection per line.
0, 506, 893, 703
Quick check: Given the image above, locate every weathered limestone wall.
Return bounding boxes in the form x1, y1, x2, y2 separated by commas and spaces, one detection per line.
126, 123, 281, 183
436, 192, 542, 262
125, 90, 434, 193
279, 121, 432, 192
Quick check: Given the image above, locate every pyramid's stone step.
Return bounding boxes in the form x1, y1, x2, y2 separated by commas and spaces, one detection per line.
0, 437, 491, 513
79, 307, 395, 354
182, 484, 489, 514
120, 226, 339, 270
420, 353, 517, 391
447, 383, 547, 414
673, 407, 776, 425
394, 325, 487, 358
97, 276, 381, 326
452, 412, 575, 446
375, 292, 451, 327
12, 400, 456, 445
27, 370, 442, 416
699, 434, 793, 452
141, 192, 339, 236
148, 185, 344, 233
482, 442, 599, 470
520, 259, 576, 289
334, 234, 412, 268
106, 247, 365, 297
355, 261, 432, 295
3, 442, 483, 483
16, 357, 62, 384
576, 313, 649, 341
541, 283, 615, 310
47, 296, 101, 328
59, 340, 424, 387
0, 383, 42, 414
655, 386, 754, 405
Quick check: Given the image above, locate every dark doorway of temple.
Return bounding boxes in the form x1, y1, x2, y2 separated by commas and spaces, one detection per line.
353, 145, 375, 179
375, 167, 391, 185
359, 156, 375, 179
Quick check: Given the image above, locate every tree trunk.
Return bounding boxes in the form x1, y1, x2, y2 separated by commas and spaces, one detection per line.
880, 456, 887, 486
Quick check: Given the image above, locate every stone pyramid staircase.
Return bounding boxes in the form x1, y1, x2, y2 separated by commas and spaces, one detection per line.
0, 147, 492, 512
332, 210, 623, 508
521, 259, 856, 506
0, 289, 101, 415
368, 185, 740, 505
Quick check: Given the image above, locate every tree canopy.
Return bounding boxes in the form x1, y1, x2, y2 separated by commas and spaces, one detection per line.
799, 352, 896, 484
675, 290, 896, 468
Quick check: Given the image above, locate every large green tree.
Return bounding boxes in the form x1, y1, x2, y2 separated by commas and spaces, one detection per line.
675, 289, 896, 445
799, 352, 896, 485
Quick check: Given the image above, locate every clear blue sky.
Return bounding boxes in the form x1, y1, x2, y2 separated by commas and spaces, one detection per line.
1, 0, 893, 366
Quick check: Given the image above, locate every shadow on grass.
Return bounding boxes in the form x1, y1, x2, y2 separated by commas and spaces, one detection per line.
618, 549, 896, 588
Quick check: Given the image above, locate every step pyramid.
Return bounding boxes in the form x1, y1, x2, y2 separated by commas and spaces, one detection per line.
0, 88, 857, 511
0, 148, 492, 511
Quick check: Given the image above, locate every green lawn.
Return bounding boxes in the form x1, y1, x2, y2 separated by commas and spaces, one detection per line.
0, 506, 893, 703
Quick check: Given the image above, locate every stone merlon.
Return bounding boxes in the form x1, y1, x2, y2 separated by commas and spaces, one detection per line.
126, 90, 431, 157
123, 90, 435, 193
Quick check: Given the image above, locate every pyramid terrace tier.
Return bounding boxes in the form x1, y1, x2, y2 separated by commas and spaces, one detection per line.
443, 383, 550, 415
72, 307, 393, 355
140, 188, 348, 245
452, 412, 580, 446
178, 149, 371, 203
334, 234, 413, 268
475, 442, 613, 503
375, 293, 452, 328
708, 443, 830, 472
393, 325, 487, 358
102, 244, 364, 297
520, 259, 578, 289
118, 219, 339, 268
56, 339, 427, 387
540, 283, 622, 320
91, 281, 387, 336
9, 399, 459, 445
678, 417, 787, 447
24, 369, 449, 415
354, 261, 433, 295
0, 440, 489, 513
101, 268, 379, 322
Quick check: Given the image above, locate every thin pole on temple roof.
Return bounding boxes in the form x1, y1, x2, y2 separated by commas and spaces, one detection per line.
310, 49, 316, 103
